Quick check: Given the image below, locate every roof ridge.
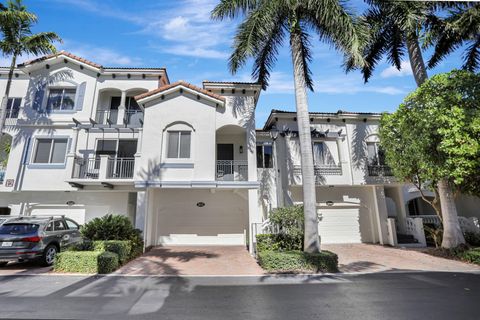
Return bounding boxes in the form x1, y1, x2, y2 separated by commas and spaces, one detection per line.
135, 80, 225, 102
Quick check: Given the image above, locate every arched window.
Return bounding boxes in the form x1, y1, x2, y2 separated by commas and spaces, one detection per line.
164, 122, 194, 160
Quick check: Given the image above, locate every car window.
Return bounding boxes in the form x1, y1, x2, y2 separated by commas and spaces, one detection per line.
0, 223, 39, 235
45, 222, 54, 232
53, 220, 66, 231
65, 219, 79, 230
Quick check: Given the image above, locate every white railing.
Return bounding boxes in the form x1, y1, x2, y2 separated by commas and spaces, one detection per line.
95, 109, 118, 125
73, 157, 100, 179
293, 164, 342, 177
107, 157, 135, 179
405, 217, 427, 246
216, 160, 248, 181
124, 110, 144, 126
416, 215, 442, 226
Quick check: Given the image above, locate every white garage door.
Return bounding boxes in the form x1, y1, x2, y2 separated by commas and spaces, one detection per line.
318, 208, 361, 244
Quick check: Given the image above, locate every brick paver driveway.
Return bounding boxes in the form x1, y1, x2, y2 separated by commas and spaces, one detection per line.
324, 243, 480, 273
115, 246, 264, 276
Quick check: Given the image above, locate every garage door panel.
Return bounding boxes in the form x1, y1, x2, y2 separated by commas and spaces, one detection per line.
318, 208, 361, 244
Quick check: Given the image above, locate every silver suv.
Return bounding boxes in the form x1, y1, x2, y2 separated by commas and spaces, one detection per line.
0, 216, 82, 266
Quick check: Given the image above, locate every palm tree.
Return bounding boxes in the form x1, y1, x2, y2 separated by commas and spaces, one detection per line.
212, 0, 365, 253
0, 0, 61, 135
427, 3, 480, 72
347, 0, 467, 248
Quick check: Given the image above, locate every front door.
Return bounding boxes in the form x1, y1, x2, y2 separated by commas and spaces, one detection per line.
217, 144, 234, 176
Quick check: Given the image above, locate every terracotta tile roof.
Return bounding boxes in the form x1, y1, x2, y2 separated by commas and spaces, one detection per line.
18, 50, 103, 69
135, 81, 225, 102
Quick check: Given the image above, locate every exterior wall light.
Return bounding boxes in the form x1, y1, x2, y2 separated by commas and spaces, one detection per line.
269, 125, 279, 141
326, 201, 334, 206
239, 145, 244, 154
66, 201, 76, 206
196, 202, 205, 207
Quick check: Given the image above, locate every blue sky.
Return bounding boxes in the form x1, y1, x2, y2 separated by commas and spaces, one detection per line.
6, 0, 467, 127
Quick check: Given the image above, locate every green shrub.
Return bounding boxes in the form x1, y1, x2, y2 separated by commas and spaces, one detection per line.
461, 248, 480, 265
93, 240, 131, 264
54, 251, 119, 274
256, 233, 303, 252
81, 214, 144, 259
464, 232, 480, 247
257, 250, 338, 273
269, 206, 304, 235
54, 251, 102, 273
97, 251, 119, 274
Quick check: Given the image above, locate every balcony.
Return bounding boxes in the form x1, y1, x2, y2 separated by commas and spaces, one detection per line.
367, 165, 393, 177
95, 109, 118, 125
291, 164, 343, 185
72, 156, 135, 182
95, 109, 144, 126
216, 160, 248, 181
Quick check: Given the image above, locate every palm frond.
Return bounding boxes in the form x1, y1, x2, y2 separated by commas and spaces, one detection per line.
462, 37, 480, 72
21, 32, 61, 56
211, 0, 261, 20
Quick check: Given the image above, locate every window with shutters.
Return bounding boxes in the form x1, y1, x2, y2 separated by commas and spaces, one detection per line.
46, 88, 76, 111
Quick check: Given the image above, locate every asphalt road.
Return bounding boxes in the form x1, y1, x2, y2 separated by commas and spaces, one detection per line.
0, 272, 478, 320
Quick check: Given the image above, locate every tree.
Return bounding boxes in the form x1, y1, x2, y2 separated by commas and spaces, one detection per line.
211, 0, 365, 253
379, 70, 480, 248
427, 3, 480, 72
0, 0, 61, 135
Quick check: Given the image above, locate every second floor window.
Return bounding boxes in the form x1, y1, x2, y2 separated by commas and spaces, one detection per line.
367, 142, 386, 166
256, 143, 273, 168
33, 138, 68, 164
6, 98, 21, 118
313, 142, 336, 166
47, 88, 76, 111
167, 131, 191, 159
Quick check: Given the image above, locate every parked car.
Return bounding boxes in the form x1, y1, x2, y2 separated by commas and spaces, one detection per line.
0, 216, 82, 266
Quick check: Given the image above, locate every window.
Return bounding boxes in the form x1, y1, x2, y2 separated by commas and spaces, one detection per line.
47, 88, 76, 111
367, 142, 386, 166
65, 219, 79, 230
33, 138, 68, 164
167, 131, 191, 158
53, 220, 66, 231
6, 98, 21, 118
313, 142, 336, 166
256, 143, 273, 168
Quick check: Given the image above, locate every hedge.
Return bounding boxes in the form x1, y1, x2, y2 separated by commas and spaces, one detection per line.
257, 250, 338, 273
256, 233, 303, 252
54, 251, 119, 274
93, 240, 131, 264
461, 248, 480, 265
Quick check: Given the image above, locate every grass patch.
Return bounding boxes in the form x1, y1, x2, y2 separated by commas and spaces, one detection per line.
257, 250, 338, 273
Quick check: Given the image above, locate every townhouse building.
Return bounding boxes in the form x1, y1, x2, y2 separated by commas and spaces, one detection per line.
0, 52, 478, 252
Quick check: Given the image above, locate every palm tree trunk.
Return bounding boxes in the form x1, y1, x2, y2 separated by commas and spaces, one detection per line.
438, 179, 465, 248
290, 29, 320, 253
0, 54, 17, 136
406, 34, 428, 87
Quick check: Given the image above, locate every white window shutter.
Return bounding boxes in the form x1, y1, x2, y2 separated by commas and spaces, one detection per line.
75, 82, 87, 111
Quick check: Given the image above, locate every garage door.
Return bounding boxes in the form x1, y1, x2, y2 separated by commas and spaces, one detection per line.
317, 208, 361, 244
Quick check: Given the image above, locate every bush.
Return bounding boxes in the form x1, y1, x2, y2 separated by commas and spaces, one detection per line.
93, 240, 131, 264
257, 250, 338, 273
97, 252, 120, 274
461, 248, 480, 265
81, 214, 144, 259
256, 233, 303, 252
464, 232, 480, 247
269, 206, 304, 235
54, 251, 120, 274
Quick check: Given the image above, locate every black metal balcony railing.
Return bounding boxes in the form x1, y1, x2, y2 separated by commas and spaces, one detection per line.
292, 164, 343, 176
124, 110, 144, 126
367, 165, 394, 176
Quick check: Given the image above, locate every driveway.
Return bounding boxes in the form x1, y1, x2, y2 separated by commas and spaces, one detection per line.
324, 243, 480, 273
115, 246, 264, 276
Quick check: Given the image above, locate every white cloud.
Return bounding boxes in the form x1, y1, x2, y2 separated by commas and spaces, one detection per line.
60, 40, 143, 67
380, 61, 413, 78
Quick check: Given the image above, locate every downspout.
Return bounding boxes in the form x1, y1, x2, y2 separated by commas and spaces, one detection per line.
344, 120, 355, 185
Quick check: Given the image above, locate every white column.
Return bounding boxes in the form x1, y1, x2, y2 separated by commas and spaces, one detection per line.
117, 90, 127, 125
65, 127, 80, 180
134, 128, 143, 180
372, 186, 389, 245
248, 188, 262, 254
99, 155, 109, 180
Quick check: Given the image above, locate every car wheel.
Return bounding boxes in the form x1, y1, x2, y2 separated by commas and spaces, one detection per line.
0, 262, 7, 267
42, 245, 58, 266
